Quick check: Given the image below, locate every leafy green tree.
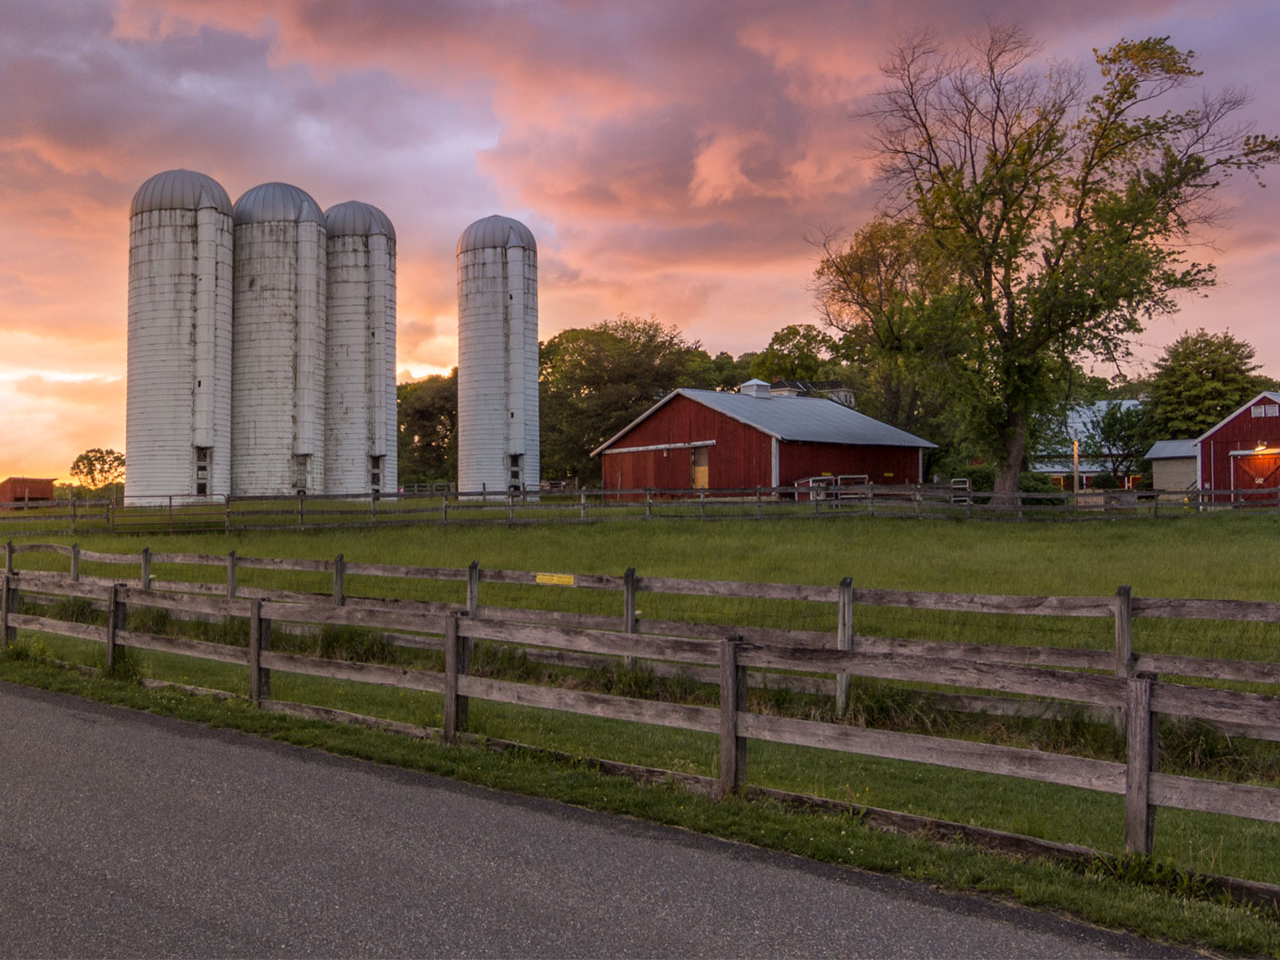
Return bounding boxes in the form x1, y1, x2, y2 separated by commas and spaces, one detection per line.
1079, 401, 1149, 484
1143, 329, 1272, 439
840, 27, 1280, 496
397, 372, 458, 485
70, 448, 125, 490
540, 315, 708, 484
749, 324, 837, 382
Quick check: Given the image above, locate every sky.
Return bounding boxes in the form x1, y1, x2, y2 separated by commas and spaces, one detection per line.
3, 0, 1280, 481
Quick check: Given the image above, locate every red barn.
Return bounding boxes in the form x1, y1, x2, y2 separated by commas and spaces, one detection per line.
591, 381, 935, 496
1196, 391, 1280, 503
0, 477, 55, 505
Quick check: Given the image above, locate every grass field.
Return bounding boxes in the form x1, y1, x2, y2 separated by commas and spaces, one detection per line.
7, 511, 1280, 953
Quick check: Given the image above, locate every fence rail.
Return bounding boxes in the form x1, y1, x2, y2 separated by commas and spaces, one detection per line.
4, 542, 1280, 874
4, 481, 1278, 536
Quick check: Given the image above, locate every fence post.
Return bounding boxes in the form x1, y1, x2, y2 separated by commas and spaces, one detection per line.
835, 577, 854, 715
248, 598, 271, 704
70, 544, 80, 583
4, 540, 12, 575
71, 498, 77, 534
756, 487, 763, 517
441, 496, 449, 522
107, 499, 114, 534
226, 550, 237, 599
105, 583, 126, 670
623, 567, 638, 669
580, 492, 587, 519
467, 560, 479, 617
1114, 585, 1133, 678
700, 491, 707, 519
507, 492, 515, 520
718, 636, 747, 798
140, 547, 151, 592
1124, 673, 1158, 854
444, 613, 471, 740
298, 493, 305, 531
645, 489, 652, 519
225, 495, 231, 534
0, 573, 17, 650
333, 554, 345, 606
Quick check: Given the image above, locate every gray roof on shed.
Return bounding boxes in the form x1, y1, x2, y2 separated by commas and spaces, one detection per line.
1145, 439, 1198, 461
592, 388, 936, 457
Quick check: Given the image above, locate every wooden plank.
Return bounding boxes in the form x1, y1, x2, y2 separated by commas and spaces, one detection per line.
638, 618, 835, 650
150, 579, 231, 597
456, 675, 721, 733
737, 646, 1127, 707
719, 638, 746, 797
116, 586, 254, 619
148, 552, 224, 566
739, 713, 1127, 794
117, 629, 249, 665
856, 635, 1111, 671
7, 614, 107, 644
1124, 676, 1155, 854
1151, 681, 1280, 728
461, 616, 719, 666
75, 548, 135, 564
1135, 652, 1280, 685
13, 573, 110, 600
259, 651, 445, 692
1133, 596, 1280, 622
233, 586, 330, 604
234, 556, 333, 572
258, 601, 448, 634
1150, 772, 1280, 823
479, 568, 623, 590
11, 543, 73, 556
851, 588, 1114, 618
342, 561, 468, 580
637, 576, 839, 603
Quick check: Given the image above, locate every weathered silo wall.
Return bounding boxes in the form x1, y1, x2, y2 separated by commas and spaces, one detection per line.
125, 169, 234, 502
231, 182, 328, 496
456, 215, 540, 496
323, 201, 397, 495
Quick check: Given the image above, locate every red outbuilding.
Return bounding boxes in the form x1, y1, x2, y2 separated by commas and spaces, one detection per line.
590, 381, 935, 497
0, 477, 55, 505
1196, 391, 1280, 503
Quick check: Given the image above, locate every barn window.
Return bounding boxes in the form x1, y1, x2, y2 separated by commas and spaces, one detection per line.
1251, 403, 1280, 418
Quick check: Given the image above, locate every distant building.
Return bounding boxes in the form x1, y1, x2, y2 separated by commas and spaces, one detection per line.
0, 477, 55, 504
1029, 400, 1144, 490
1195, 391, 1280, 502
591, 379, 935, 496
1143, 439, 1197, 493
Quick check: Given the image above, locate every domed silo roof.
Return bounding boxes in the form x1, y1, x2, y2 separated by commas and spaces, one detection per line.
457, 214, 536, 256
131, 169, 232, 217
233, 182, 325, 226
325, 201, 396, 240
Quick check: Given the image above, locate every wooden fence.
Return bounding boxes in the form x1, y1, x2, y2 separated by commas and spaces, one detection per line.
4, 543, 1280, 873
3, 481, 1276, 536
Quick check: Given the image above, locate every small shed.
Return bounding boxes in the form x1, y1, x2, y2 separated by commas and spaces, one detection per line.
1196, 391, 1280, 503
0, 477, 55, 505
1143, 439, 1197, 494
590, 381, 935, 496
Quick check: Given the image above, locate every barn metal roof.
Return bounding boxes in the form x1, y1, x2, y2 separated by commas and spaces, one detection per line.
325, 200, 396, 240
1145, 439, 1198, 460
592, 388, 936, 457
131, 169, 232, 217
457, 214, 536, 255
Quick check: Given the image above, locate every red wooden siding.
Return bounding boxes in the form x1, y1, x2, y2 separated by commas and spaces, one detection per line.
598, 393, 924, 497
1199, 397, 1280, 501
0, 477, 55, 503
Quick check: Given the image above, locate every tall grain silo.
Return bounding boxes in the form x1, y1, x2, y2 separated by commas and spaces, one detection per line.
456, 215, 539, 496
323, 201, 397, 495
125, 169, 234, 502
231, 182, 327, 496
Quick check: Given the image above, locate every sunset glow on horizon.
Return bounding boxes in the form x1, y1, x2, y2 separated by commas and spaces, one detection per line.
4, 0, 1280, 481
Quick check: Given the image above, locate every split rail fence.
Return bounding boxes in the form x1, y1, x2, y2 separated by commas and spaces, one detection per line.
3, 542, 1280, 869
2, 482, 1275, 537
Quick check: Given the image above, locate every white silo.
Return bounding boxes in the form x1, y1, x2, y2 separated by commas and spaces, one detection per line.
125, 169, 234, 502
323, 201, 397, 495
231, 182, 328, 496
456, 215, 540, 496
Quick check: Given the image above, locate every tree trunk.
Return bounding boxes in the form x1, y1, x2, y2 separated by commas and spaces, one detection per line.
993, 415, 1029, 503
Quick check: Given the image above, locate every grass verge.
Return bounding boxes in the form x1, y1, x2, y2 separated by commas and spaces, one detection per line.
2, 653, 1278, 957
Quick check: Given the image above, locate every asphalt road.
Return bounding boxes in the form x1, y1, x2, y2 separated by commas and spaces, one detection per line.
0, 682, 1194, 959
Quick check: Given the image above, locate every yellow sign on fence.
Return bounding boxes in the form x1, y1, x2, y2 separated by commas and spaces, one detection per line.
535, 572, 575, 587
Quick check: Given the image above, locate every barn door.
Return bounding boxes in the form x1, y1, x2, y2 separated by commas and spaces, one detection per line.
1233, 453, 1280, 502
690, 447, 710, 489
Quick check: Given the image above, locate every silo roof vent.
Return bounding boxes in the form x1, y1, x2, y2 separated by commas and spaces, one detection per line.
325, 200, 396, 240
233, 182, 325, 226
131, 169, 232, 217
457, 214, 536, 256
